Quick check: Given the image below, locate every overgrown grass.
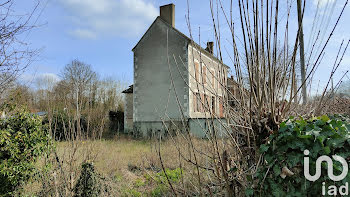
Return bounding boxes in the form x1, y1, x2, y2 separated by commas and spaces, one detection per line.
20, 137, 190, 196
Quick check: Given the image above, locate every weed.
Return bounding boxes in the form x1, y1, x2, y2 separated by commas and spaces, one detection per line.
154, 168, 182, 184
150, 185, 167, 197
121, 187, 141, 197
134, 178, 145, 188
114, 173, 123, 182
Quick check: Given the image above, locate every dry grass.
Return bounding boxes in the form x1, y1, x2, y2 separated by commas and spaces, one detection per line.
57, 138, 152, 175
21, 136, 205, 196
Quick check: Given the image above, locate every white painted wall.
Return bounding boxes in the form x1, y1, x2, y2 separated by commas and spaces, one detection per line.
133, 18, 189, 125
188, 44, 228, 118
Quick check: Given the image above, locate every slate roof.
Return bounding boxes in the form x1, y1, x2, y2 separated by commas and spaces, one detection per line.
122, 85, 133, 93
132, 16, 229, 69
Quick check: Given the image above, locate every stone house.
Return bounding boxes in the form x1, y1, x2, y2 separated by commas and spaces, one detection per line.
122, 4, 230, 137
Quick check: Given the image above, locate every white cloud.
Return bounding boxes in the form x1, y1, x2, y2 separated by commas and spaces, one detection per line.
20, 73, 60, 89
34, 73, 60, 91
58, 0, 158, 39
37, 73, 60, 82
70, 28, 97, 39
313, 0, 335, 7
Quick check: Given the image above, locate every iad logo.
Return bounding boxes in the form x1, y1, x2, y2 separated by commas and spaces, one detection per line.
303, 149, 348, 181
304, 149, 349, 196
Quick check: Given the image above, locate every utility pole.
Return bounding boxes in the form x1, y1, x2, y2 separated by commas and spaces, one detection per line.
297, 0, 307, 104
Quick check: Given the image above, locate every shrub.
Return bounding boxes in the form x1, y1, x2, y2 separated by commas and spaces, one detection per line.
251, 115, 350, 196
0, 106, 53, 196
73, 162, 101, 197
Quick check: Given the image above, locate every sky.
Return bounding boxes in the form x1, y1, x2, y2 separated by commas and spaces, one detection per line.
14, 0, 350, 95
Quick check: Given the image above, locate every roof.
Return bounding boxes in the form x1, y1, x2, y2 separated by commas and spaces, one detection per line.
122, 85, 133, 93
227, 76, 239, 87
36, 111, 47, 116
227, 77, 249, 94
132, 16, 229, 69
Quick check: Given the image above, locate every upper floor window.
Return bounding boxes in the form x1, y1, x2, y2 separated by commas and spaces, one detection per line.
195, 62, 199, 82
202, 66, 207, 84
219, 96, 224, 118
218, 69, 227, 87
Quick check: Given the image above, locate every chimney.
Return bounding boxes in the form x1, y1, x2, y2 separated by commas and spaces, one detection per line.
160, 4, 175, 27
206, 42, 214, 54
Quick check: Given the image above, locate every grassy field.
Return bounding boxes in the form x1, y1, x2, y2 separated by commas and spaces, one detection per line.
22, 136, 190, 196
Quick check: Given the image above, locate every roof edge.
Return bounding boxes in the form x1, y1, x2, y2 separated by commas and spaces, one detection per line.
122, 85, 133, 93
188, 41, 230, 69
132, 16, 230, 69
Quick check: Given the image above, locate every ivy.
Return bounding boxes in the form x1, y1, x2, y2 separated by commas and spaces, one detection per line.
250, 115, 350, 196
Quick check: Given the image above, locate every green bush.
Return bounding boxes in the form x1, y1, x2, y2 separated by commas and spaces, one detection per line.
73, 162, 101, 197
251, 115, 350, 196
0, 106, 53, 196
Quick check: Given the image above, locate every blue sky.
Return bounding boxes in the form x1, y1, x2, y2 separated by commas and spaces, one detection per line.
16, 0, 349, 94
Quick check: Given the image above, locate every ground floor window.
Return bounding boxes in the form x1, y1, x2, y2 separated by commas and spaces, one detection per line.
212, 96, 215, 113
193, 92, 202, 112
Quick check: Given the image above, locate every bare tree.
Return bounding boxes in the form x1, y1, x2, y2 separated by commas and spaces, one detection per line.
61, 59, 97, 115
0, 0, 41, 94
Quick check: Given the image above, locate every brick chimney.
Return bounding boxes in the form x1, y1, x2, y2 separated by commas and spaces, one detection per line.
206, 42, 214, 54
160, 4, 175, 28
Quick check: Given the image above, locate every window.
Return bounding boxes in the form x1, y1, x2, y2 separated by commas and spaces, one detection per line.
211, 96, 215, 113
223, 71, 227, 86
219, 69, 226, 86
228, 100, 235, 107
194, 92, 201, 112
228, 92, 236, 107
202, 66, 207, 84
219, 96, 224, 117
195, 62, 199, 82
203, 94, 210, 112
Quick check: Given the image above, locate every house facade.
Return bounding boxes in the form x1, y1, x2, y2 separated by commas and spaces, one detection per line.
122, 4, 229, 137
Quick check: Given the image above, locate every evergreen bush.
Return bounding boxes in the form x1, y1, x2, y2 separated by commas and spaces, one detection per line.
250, 115, 350, 196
